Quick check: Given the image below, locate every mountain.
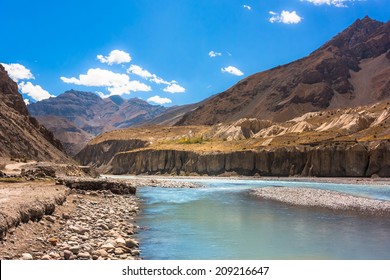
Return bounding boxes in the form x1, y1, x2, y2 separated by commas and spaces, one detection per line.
0, 65, 69, 162
76, 100, 390, 177
28, 90, 167, 155
176, 16, 390, 125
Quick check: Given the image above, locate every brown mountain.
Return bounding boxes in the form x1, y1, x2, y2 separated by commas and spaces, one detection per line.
0, 65, 69, 162
177, 16, 390, 125
28, 90, 168, 155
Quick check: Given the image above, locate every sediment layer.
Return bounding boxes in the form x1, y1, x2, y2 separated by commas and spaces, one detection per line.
107, 141, 390, 177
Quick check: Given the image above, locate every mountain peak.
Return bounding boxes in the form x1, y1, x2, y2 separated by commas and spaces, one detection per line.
321, 16, 385, 57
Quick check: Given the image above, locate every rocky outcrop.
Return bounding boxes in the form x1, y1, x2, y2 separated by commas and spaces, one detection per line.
0, 65, 70, 162
75, 139, 148, 168
109, 141, 390, 177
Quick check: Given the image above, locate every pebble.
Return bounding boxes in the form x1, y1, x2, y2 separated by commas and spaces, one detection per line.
69, 246, 80, 254
78, 252, 91, 259
63, 250, 73, 260
21, 253, 33, 260
15, 188, 141, 260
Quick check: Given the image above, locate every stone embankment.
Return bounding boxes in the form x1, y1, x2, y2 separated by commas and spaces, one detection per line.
107, 141, 390, 177
251, 187, 390, 216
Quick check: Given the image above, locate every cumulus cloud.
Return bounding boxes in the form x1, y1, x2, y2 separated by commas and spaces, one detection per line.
147, 95, 172, 105
208, 51, 222, 58
1, 63, 34, 82
18, 81, 54, 101
163, 83, 186, 93
97, 50, 132, 65
301, 0, 355, 7
127, 65, 153, 79
24, 99, 30, 105
221, 66, 244, 76
269, 10, 303, 24
243, 5, 252, 10
60, 68, 151, 96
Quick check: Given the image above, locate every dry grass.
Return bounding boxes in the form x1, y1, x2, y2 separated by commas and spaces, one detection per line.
86, 100, 390, 153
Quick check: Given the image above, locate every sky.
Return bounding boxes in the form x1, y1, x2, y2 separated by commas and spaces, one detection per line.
1, 0, 390, 107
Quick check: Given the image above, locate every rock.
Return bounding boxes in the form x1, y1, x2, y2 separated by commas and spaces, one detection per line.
95, 249, 108, 257
45, 216, 56, 223
62, 213, 71, 220
115, 237, 126, 246
125, 239, 139, 248
41, 255, 51, 260
48, 237, 58, 246
101, 243, 115, 250
69, 245, 80, 254
63, 250, 73, 260
49, 252, 60, 259
69, 225, 89, 234
78, 252, 91, 259
21, 253, 33, 260
114, 248, 124, 255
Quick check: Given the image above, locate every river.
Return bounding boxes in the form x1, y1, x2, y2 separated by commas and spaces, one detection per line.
129, 177, 390, 259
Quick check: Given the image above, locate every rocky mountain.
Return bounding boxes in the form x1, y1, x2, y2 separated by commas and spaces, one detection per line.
177, 16, 390, 125
75, 100, 390, 177
28, 90, 168, 155
0, 65, 70, 162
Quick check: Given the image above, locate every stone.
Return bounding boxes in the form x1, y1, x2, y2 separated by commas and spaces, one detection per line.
48, 237, 58, 245
114, 248, 124, 255
41, 255, 51, 260
101, 243, 115, 250
96, 249, 108, 257
125, 239, 139, 248
78, 252, 91, 259
62, 213, 71, 220
115, 237, 126, 246
63, 250, 73, 260
21, 253, 33, 260
69, 225, 89, 234
69, 245, 80, 254
49, 252, 60, 259
45, 216, 56, 223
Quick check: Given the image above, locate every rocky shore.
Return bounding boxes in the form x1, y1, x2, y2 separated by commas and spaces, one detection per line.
0, 180, 140, 260
251, 187, 390, 216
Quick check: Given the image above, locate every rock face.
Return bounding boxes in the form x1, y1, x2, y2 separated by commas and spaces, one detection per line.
0, 65, 69, 162
28, 90, 167, 155
177, 17, 390, 125
109, 142, 390, 177
75, 139, 148, 170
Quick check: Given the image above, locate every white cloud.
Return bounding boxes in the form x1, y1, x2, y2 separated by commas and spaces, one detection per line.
24, 99, 30, 105
269, 10, 303, 24
301, 0, 355, 7
18, 81, 54, 101
127, 65, 153, 79
221, 66, 244, 76
147, 95, 172, 105
97, 50, 131, 65
1, 63, 34, 82
60, 68, 151, 96
243, 5, 252, 10
163, 83, 186, 93
208, 51, 222, 58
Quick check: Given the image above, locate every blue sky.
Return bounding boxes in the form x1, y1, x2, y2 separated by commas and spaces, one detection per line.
1, 0, 389, 106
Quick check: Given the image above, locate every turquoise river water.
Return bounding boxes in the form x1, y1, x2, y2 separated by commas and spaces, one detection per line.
122, 177, 390, 260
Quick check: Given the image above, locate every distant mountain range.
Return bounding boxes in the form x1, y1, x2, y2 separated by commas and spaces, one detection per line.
0, 65, 69, 162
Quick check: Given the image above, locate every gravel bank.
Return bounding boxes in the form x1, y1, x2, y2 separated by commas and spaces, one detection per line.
0, 188, 140, 260
251, 187, 390, 216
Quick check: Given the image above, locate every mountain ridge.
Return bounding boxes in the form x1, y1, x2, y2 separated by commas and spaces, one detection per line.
176, 16, 390, 125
